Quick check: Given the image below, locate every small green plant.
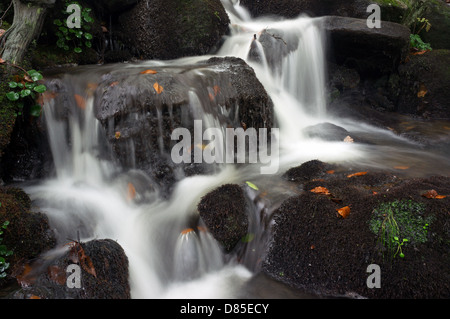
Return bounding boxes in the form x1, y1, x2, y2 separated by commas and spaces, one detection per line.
410, 17, 432, 51
5, 69, 47, 117
369, 199, 432, 260
0, 220, 13, 279
53, 0, 94, 53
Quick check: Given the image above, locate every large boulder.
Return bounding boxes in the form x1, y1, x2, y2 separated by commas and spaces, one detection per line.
0, 187, 56, 286
117, 0, 230, 60
43, 57, 274, 192
239, 0, 408, 22
8, 239, 130, 299
322, 16, 411, 76
264, 163, 450, 298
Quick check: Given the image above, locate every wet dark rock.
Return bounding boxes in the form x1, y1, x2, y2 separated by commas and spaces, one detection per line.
8, 239, 130, 299
197, 184, 249, 252
282, 159, 330, 183
0, 187, 56, 284
247, 29, 299, 71
117, 0, 230, 60
263, 163, 450, 298
92, 57, 274, 191
397, 49, 450, 119
239, 0, 407, 22
322, 16, 410, 76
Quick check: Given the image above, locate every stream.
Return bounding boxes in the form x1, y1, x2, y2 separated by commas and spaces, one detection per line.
11, 0, 450, 299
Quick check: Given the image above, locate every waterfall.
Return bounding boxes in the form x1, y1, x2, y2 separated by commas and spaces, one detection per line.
22, 0, 367, 299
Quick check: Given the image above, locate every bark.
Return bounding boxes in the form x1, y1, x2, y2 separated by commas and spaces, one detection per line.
1, 0, 56, 65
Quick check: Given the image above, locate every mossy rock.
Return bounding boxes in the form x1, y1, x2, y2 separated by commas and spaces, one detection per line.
118, 0, 230, 60
0, 187, 56, 285
0, 75, 17, 159
397, 49, 450, 118
197, 184, 249, 252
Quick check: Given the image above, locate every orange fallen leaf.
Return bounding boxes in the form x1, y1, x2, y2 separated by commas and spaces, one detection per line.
422, 189, 446, 199
213, 85, 220, 96
411, 50, 429, 55
48, 265, 66, 285
310, 186, 331, 196
110, 81, 119, 87
140, 69, 158, 74
337, 206, 351, 219
153, 82, 163, 94
181, 228, 195, 235
74, 94, 86, 110
208, 92, 215, 101
0, 58, 5, 64
394, 166, 410, 170
417, 84, 427, 98
29, 295, 42, 299
347, 172, 368, 178
127, 182, 136, 201
343, 136, 354, 143
326, 170, 335, 174
115, 131, 121, 139
0, 29, 5, 37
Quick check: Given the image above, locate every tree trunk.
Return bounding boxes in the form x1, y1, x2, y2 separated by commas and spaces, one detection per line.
1, 0, 56, 65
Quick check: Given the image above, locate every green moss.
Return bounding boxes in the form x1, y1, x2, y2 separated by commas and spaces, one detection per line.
0, 72, 18, 158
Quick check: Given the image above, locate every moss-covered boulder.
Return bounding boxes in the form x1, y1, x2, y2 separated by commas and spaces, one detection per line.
263, 162, 450, 298
0, 187, 56, 285
118, 0, 230, 60
8, 239, 130, 299
197, 184, 249, 252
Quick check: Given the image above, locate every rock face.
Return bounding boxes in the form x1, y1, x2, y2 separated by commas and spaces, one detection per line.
92, 57, 274, 190
9, 239, 130, 299
197, 184, 249, 252
322, 16, 411, 76
0, 187, 56, 275
117, 0, 230, 60
397, 49, 450, 119
239, 0, 406, 21
264, 161, 450, 298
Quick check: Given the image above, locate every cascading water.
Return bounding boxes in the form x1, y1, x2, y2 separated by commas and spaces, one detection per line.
20, 0, 366, 299
19, 0, 448, 299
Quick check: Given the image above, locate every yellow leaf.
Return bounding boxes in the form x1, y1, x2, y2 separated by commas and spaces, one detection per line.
394, 165, 410, 170
115, 131, 121, 139
153, 82, 163, 94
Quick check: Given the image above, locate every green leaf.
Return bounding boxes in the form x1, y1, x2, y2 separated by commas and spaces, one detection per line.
85, 41, 92, 48
20, 89, 31, 98
28, 70, 43, 81
59, 26, 69, 34
74, 47, 82, 53
8, 81, 18, 88
53, 19, 63, 26
246, 181, 259, 191
6, 92, 19, 101
2, 221, 9, 228
84, 32, 93, 40
241, 233, 255, 243
33, 85, 47, 93
30, 105, 42, 117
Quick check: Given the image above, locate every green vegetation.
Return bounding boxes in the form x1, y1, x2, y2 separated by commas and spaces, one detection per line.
53, 0, 94, 54
0, 220, 13, 278
410, 17, 432, 51
5, 69, 46, 117
369, 199, 433, 260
